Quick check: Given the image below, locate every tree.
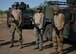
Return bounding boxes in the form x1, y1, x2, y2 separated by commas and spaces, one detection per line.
0, 10, 3, 14
4, 10, 9, 13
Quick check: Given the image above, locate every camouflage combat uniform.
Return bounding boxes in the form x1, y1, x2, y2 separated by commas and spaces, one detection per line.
51, 13, 65, 54
10, 8, 23, 48
33, 12, 44, 50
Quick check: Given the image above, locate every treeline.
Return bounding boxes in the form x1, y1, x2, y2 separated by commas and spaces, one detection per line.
0, 10, 8, 14
0, 8, 35, 14
0, 10, 4, 14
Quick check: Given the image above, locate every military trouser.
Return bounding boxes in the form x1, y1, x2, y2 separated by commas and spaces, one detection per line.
52, 27, 64, 54
34, 27, 43, 50
10, 23, 23, 48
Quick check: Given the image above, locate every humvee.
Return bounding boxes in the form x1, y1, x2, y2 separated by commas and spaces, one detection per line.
42, 0, 76, 41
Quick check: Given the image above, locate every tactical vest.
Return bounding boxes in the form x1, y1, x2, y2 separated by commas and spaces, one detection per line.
11, 9, 21, 21
34, 13, 43, 25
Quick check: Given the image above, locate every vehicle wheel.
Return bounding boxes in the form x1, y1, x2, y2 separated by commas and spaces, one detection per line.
43, 24, 53, 41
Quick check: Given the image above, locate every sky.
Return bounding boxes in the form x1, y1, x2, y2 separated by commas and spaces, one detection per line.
0, 0, 66, 11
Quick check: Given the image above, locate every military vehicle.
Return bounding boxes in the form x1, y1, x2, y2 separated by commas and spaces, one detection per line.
63, 0, 76, 41
7, 2, 34, 28
41, 1, 64, 40
19, 2, 34, 27
42, 0, 76, 41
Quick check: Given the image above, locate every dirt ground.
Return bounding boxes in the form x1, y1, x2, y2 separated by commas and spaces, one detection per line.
0, 18, 76, 54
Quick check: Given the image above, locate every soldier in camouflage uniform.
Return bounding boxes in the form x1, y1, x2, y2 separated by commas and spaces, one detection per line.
10, 2, 23, 48
33, 7, 44, 51
50, 8, 65, 54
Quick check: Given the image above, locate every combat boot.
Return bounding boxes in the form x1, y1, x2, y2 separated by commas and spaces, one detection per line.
10, 35, 15, 48
34, 37, 39, 50
19, 35, 23, 49
38, 43, 43, 51
38, 34, 43, 51
10, 41, 14, 48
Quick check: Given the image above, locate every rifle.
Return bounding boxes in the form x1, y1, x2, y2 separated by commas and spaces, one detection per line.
10, 12, 22, 28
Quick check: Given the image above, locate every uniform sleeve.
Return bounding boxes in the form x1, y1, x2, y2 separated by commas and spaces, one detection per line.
33, 14, 35, 20
41, 13, 44, 25
61, 14, 65, 28
18, 11, 22, 26
32, 14, 35, 24
40, 13, 44, 28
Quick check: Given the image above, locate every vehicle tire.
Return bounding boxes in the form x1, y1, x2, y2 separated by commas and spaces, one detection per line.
43, 24, 53, 41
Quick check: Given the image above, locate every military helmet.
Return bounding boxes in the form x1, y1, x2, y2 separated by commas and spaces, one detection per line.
36, 6, 42, 10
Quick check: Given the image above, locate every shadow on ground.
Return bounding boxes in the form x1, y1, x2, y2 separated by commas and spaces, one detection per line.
0, 40, 19, 47
23, 41, 36, 48
21, 25, 34, 29
63, 39, 76, 54
0, 39, 76, 54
